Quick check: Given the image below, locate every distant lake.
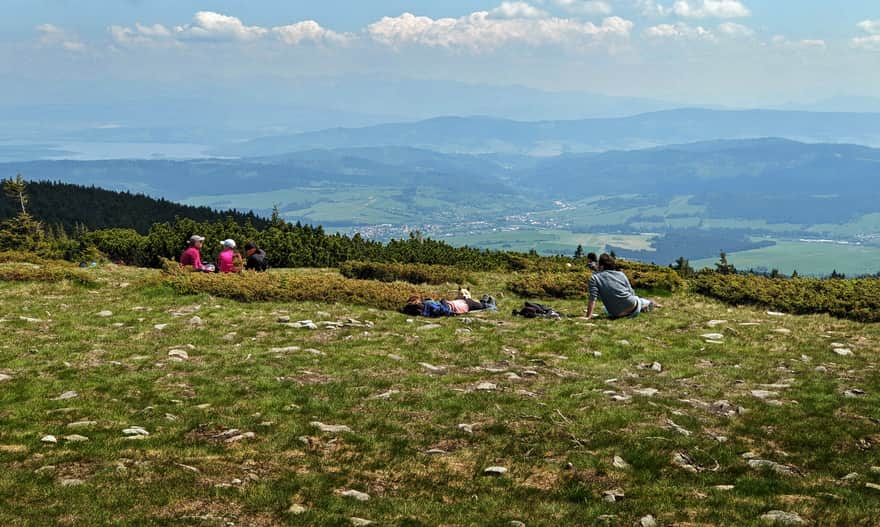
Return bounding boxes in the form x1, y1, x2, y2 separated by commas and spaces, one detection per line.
0, 141, 219, 161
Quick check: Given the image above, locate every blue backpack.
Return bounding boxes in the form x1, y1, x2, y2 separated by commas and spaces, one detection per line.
422, 300, 453, 317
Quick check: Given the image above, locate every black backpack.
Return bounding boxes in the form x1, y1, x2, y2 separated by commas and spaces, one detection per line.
513, 302, 561, 319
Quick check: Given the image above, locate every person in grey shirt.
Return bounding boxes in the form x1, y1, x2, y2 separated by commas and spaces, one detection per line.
585, 253, 661, 319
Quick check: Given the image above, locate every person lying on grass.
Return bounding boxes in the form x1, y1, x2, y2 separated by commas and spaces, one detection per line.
585, 253, 661, 319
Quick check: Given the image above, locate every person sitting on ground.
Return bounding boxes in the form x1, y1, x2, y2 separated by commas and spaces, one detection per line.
585, 253, 661, 319
180, 235, 214, 272
218, 239, 242, 273
243, 241, 268, 272
586, 252, 599, 272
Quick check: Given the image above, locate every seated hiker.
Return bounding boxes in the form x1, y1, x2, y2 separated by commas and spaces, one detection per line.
586, 252, 599, 272
585, 253, 661, 319
180, 235, 214, 272
244, 241, 268, 272
218, 239, 242, 273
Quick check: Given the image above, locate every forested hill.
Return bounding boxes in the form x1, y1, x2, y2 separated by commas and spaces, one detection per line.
0, 180, 268, 233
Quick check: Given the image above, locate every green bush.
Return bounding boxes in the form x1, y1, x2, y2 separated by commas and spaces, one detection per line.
339, 261, 469, 285
508, 262, 683, 299
0, 261, 96, 286
691, 272, 880, 322
161, 262, 441, 311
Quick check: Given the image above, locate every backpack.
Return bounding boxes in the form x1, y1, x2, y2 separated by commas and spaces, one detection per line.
513, 302, 561, 319
422, 299, 453, 317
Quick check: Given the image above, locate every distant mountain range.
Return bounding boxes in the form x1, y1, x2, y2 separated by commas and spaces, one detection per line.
215, 109, 880, 157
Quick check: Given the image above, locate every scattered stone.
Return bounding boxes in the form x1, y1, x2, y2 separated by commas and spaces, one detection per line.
476, 382, 498, 391
830, 342, 846, 348
225, 432, 255, 443
815, 366, 828, 373
714, 485, 735, 491
222, 332, 237, 341
701, 333, 724, 340
168, 349, 189, 360
458, 423, 474, 434
96, 310, 113, 317
188, 316, 204, 326
420, 362, 445, 373
304, 348, 325, 356
66, 420, 97, 429
749, 459, 799, 477
63, 434, 89, 442
751, 390, 779, 400
40, 435, 57, 444
0, 373, 11, 382
340, 489, 370, 501
287, 504, 306, 515
707, 320, 728, 327
617, 340, 630, 347
672, 452, 700, 473
35, 465, 56, 475
510, 522, 526, 527
350, 518, 374, 526
270, 346, 301, 353
425, 449, 446, 455
153, 323, 168, 331
651, 362, 662, 372
634, 388, 659, 397
602, 488, 625, 502
597, 515, 617, 522
666, 419, 691, 436
60, 478, 85, 487
194, 403, 211, 410
773, 328, 792, 334
833, 348, 854, 357
610, 394, 631, 402
122, 426, 149, 437
612, 456, 630, 469
760, 510, 804, 525
387, 353, 403, 361
19, 316, 43, 323
522, 370, 538, 377
311, 422, 352, 434
841, 472, 860, 481
766, 311, 786, 316
417, 323, 442, 331
52, 391, 79, 401
641, 515, 658, 527
592, 351, 603, 357
844, 389, 866, 398
371, 389, 399, 400
174, 463, 200, 474
484, 466, 508, 476
866, 482, 880, 491
505, 372, 522, 381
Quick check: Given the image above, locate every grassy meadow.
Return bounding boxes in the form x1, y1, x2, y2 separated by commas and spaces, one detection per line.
1, 264, 880, 526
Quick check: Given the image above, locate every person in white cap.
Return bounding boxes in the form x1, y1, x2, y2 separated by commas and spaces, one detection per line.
180, 235, 212, 271
217, 239, 241, 273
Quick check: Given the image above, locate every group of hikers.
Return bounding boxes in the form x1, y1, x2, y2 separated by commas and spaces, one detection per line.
179, 234, 268, 273
180, 234, 658, 320
405, 252, 660, 320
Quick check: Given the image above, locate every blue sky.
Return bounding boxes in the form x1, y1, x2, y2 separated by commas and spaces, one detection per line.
2, 0, 879, 107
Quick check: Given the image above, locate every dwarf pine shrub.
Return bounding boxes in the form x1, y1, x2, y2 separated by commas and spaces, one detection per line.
508, 263, 683, 299
691, 272, 880, 322
339, 261, 470, 285
0, 261, 96, 286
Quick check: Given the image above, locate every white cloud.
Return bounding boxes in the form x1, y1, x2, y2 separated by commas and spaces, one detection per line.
109, 23, 177, 47
35, 23, 87, 52
771, 35, 826, 51
857, 20, 880, 35
549, 0, 613, 16
717, 22, 754, 38
671, 0, 751, 19
644, 22, 713, 40
273, 21, 351, 46
490, 2, 549, 19
176, 11, 269, 41
367, 11, 632, 52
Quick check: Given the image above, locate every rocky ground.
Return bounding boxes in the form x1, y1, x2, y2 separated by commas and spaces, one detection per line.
0, 264, 879, 526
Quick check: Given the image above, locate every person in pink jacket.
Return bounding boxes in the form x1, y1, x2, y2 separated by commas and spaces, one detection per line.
217, 239, 242, 273
180, 235, 213, 272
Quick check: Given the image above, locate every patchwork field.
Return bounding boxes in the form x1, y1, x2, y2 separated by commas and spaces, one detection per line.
2, 265, 880, 526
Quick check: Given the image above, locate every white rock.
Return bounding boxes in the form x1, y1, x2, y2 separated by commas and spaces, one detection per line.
66, 420, 96, 429
63, 434, 89, 442
0, 373, 11, 382
122, 426, 149, 436
833, 348, 854, 357
419, 362, 445, 373
706, 320, 728, 327
52, 391, 79, 400
287, 504, 307, 515
425, 449, 446, 455
60, 478, 85, 486
371, 389, 399, 400
651, 362, 663, 372
612, 456, 630, 469
350, 518, 374, 526
751, 390, 779, 400
153, 323, 168, 331
602, 488, 625, 502
417, 323, 442, 331
476, 382, 497, 391
866, 482, 880, 491
340, 489, 370, 501
458, 423, 474, 434
773, 328, 792, 334
714, 485, 735, 491
97, 310, 113, 317
701, 333, 724, 340
641, 515, 658, 527
483, 466, 508, 476
311, 422, 352, 434
40, 435, 57, 444
189, 316, 204, 326
760, 510, 804, 525
766, 311, 786, 317
270, 346, 301, 353
168, 349, 189, 360
634, 388, 659, 397
225, 432, 255, 443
